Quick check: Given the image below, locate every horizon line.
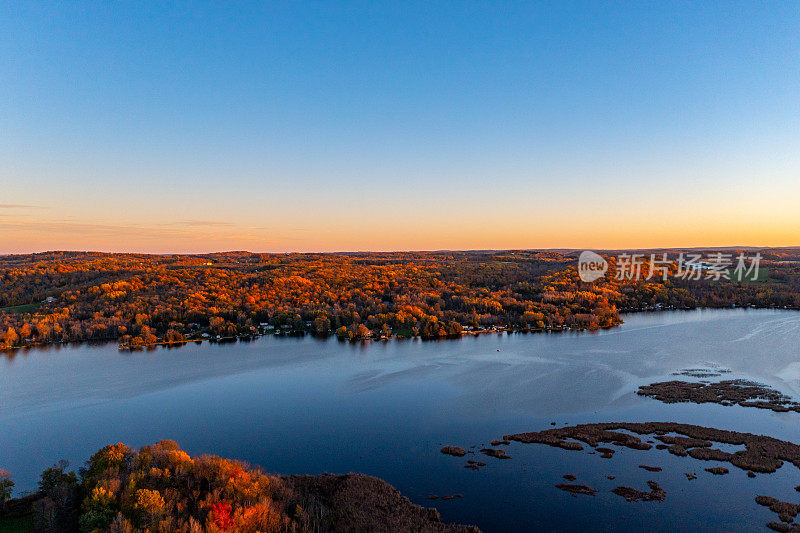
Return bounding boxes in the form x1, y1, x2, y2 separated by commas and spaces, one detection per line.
2, 245, 800, 258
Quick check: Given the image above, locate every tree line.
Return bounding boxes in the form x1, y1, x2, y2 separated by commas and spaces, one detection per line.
1, 250, 798, 350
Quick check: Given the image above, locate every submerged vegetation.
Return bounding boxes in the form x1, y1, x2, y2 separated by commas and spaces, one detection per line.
638, 380, 800, 413
440, 420, 800, 530
0, 441, 477, 533
0, 249, 798, 350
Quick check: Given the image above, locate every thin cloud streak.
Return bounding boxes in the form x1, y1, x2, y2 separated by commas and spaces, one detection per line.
0, 218, 299, 254
174, 220, 236, 228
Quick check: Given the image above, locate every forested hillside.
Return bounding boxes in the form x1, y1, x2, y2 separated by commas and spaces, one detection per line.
0, 249, 798, 349
0, 441, 478, 532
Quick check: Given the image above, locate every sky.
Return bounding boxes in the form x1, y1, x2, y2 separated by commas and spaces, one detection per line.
1, 1, 799, 253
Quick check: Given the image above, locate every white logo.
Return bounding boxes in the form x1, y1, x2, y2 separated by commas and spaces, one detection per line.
578, 251, 608, 282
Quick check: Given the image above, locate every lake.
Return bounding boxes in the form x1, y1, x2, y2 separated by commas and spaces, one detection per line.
2, 309, 800, 532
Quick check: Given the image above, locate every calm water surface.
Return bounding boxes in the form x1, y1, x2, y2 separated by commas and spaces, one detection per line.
3, 309, 800, 532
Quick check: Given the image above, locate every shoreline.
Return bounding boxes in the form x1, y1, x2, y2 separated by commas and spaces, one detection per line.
0, 443, 480, 533
3, 304, 798, 354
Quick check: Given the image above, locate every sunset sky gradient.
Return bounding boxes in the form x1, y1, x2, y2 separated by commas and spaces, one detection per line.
2, 2, 799, 253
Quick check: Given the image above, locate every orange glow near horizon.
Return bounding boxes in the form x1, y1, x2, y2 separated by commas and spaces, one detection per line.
2, 203, 798, 254
3, 137, 799, 255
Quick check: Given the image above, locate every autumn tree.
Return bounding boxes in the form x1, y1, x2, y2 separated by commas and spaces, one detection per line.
0, 469, 13, 510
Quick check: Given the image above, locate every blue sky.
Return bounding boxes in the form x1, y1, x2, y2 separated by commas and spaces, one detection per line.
2, 2, 799, 252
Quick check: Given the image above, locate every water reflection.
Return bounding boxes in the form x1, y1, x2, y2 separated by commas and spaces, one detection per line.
1, 309, 800, 531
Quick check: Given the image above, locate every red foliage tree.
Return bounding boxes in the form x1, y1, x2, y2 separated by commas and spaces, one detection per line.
211, 501, 234, 530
